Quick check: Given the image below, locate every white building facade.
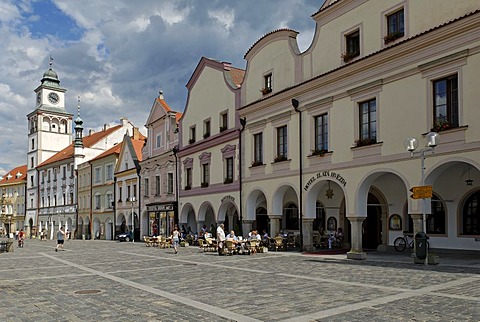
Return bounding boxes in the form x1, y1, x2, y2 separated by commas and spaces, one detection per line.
238, 0, 480, 257
177, 58, 245, 236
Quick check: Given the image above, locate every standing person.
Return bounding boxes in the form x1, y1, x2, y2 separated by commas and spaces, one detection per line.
55, 227, 66, 252
18, 229, 25, 248
171, 225, 180, 254
216, 223, 226, 256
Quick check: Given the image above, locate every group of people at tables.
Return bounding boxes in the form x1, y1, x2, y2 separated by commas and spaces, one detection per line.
214, 223, 267, 255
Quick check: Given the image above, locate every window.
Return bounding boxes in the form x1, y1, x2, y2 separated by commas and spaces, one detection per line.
133, 184, 137, 198
106, 193, 113, 209
31, 138, 34, 150
69, 191, 74, 204
30, 175, 34, 188
276, 126, 288, 161
94, 167, 101, 183
62, 166, 66, 179
253, 133, 263, 165
156, 133, 162, 148
386, 9, 404, 41
433, 75, 458, 130
359, 99, 377, 144
314, 114, 328, 152
203, 120, 211, 138
30, 157, 34, 168
144, 178, 149, 196
225, 157, 233, 183
106, 164, 113, 181
47, 170, 51, 182
462, 191, 480, 235
428, 195, 446, 234
167, 173, 174, 194
189, 126, 196, 144
95, 194, 101, 210
220, 112, 228, 132
155, 175, 161, 196
262, 73, 272, 94
343, 30, 360, 62
185, 168, 192, 189
118, 187, 123, 202
127, 185, 131, 200
202, 164, 210, 187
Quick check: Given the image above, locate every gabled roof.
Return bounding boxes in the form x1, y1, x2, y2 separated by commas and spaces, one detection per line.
38, 124, 123, 167
0, 165, 27, 185
145, 94, 182, 127
115, 133, 146, 174
228, 67, 245, 88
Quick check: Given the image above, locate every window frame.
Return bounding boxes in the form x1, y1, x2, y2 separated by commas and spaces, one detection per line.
433, 74, 459, 129
253, 132, 263, 165
314, 113, 329, 152
276, 125, 288, 160
105, 163, 114, 181
167, 172, 174, 194
359, 98, 377, 142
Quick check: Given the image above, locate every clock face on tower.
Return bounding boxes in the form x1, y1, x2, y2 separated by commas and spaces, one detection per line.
48, 92, 59, 105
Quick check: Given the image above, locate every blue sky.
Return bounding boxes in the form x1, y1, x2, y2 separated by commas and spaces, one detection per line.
0, 0, 323, 175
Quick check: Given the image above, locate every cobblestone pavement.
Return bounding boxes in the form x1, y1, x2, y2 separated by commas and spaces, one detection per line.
0, 239, 479, 322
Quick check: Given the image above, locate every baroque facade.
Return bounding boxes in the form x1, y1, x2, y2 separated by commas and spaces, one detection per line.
0, 165, 27, 237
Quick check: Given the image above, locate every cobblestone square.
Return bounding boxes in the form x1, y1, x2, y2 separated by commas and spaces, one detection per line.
1, 239, 479, 321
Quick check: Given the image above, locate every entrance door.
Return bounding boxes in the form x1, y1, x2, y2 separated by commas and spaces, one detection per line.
363, 194, 382, 249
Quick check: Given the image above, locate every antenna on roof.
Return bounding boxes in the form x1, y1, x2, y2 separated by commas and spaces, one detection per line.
77, 96, 81, 117
49, 54, 53, 67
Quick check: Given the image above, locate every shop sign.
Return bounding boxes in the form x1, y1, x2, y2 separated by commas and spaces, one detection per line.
409, 185, 432, 199
147, 204, 174, 211
304, 171, 347, 192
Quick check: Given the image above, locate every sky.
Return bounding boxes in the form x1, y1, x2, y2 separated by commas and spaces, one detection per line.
0, 0, 324, 175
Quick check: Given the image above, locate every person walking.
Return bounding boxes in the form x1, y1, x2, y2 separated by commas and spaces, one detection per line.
171, 225, 180, 254
55, 227, 66, 252
216, 223, 226, 256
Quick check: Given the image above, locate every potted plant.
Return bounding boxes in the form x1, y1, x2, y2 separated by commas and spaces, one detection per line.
203, 132, 210, 139
354, 137, 377, 148
260, 87, 272, 95
251, 160, 264, 167
201, 182, 209, 188
310, 148, 327, 157
224, 178, 233, 184
274, 155, 288, 163
184, 185, 191, 191
383, 31, 404, 44
431, 120, 453, 132
188, 138, 195, 144
341, 51, 360, 63
219, 126, 227, 132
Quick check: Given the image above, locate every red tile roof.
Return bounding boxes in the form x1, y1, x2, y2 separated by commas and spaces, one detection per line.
131, 137, 146, 162
0, 165, 27, 184
90, 142, 123, 162
38, 124, 123, 167
229, 67, 245, 88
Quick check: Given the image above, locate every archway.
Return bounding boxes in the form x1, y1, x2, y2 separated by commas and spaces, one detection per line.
93, 218, 101, 239
105, 217, 113, 240
363, 192, 382, 249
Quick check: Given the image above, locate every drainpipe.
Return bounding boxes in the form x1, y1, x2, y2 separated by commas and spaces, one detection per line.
172, 145, 179, 225
239, 117, 247, 236
113, 177, 117, 240
292, 99, 303, 250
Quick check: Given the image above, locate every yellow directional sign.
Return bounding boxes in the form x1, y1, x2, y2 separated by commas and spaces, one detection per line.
410, 185, 433, 199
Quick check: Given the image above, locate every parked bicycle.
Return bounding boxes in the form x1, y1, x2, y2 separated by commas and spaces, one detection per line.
394, 231, 429, 252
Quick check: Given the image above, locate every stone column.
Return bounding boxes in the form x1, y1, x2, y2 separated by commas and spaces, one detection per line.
302, 218, 314, 252
346, 216, 366, 260
269, 215, 282, 237
227, 213, 234, 232
242, 220, 253, 237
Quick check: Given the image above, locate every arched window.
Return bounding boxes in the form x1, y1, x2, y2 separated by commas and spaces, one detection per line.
313, 201, 326, 231
284, 203, 298, 230
462, 191, 480, 235
427, 195, 446, 234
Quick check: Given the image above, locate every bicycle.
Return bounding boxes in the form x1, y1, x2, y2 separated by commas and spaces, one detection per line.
394, 232, 429, 252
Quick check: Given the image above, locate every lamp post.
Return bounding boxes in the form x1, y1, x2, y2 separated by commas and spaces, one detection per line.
404, 131, 439, 265
129, 196, 136, 243
6, 214, 12, 238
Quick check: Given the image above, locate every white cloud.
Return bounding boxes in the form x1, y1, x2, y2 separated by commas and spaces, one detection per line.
208, 8, 235, 32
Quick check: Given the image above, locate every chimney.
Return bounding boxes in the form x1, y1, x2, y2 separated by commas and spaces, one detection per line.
89, 129, 93, 135
132, 127, 141, 140
103, 124, 107, 131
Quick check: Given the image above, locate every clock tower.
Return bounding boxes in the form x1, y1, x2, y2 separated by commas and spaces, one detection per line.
26, 59, 73, 235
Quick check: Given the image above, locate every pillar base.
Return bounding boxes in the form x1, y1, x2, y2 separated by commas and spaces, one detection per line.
347, 251, 366, 260
303, 245, 315, 252
414, 253, 439, 265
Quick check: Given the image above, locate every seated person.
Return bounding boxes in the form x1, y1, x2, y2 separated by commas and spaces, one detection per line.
226, 230, 238, 242
249, 230, 261, 241
335, 227, 344, 243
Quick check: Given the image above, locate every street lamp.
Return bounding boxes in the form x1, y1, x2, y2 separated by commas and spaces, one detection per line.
129, 196, 136, 243
404, 131, 439, 265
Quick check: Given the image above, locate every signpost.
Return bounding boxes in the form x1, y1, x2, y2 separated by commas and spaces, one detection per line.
410, 185, 433, 199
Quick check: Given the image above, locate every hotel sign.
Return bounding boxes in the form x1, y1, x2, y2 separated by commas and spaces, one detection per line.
304, 171, 347, 192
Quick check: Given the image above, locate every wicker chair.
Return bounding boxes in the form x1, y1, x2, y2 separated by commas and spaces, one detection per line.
274, 237, 285, 251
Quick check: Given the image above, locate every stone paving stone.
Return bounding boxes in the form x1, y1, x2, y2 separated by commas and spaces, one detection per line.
1, 239, 479, 321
